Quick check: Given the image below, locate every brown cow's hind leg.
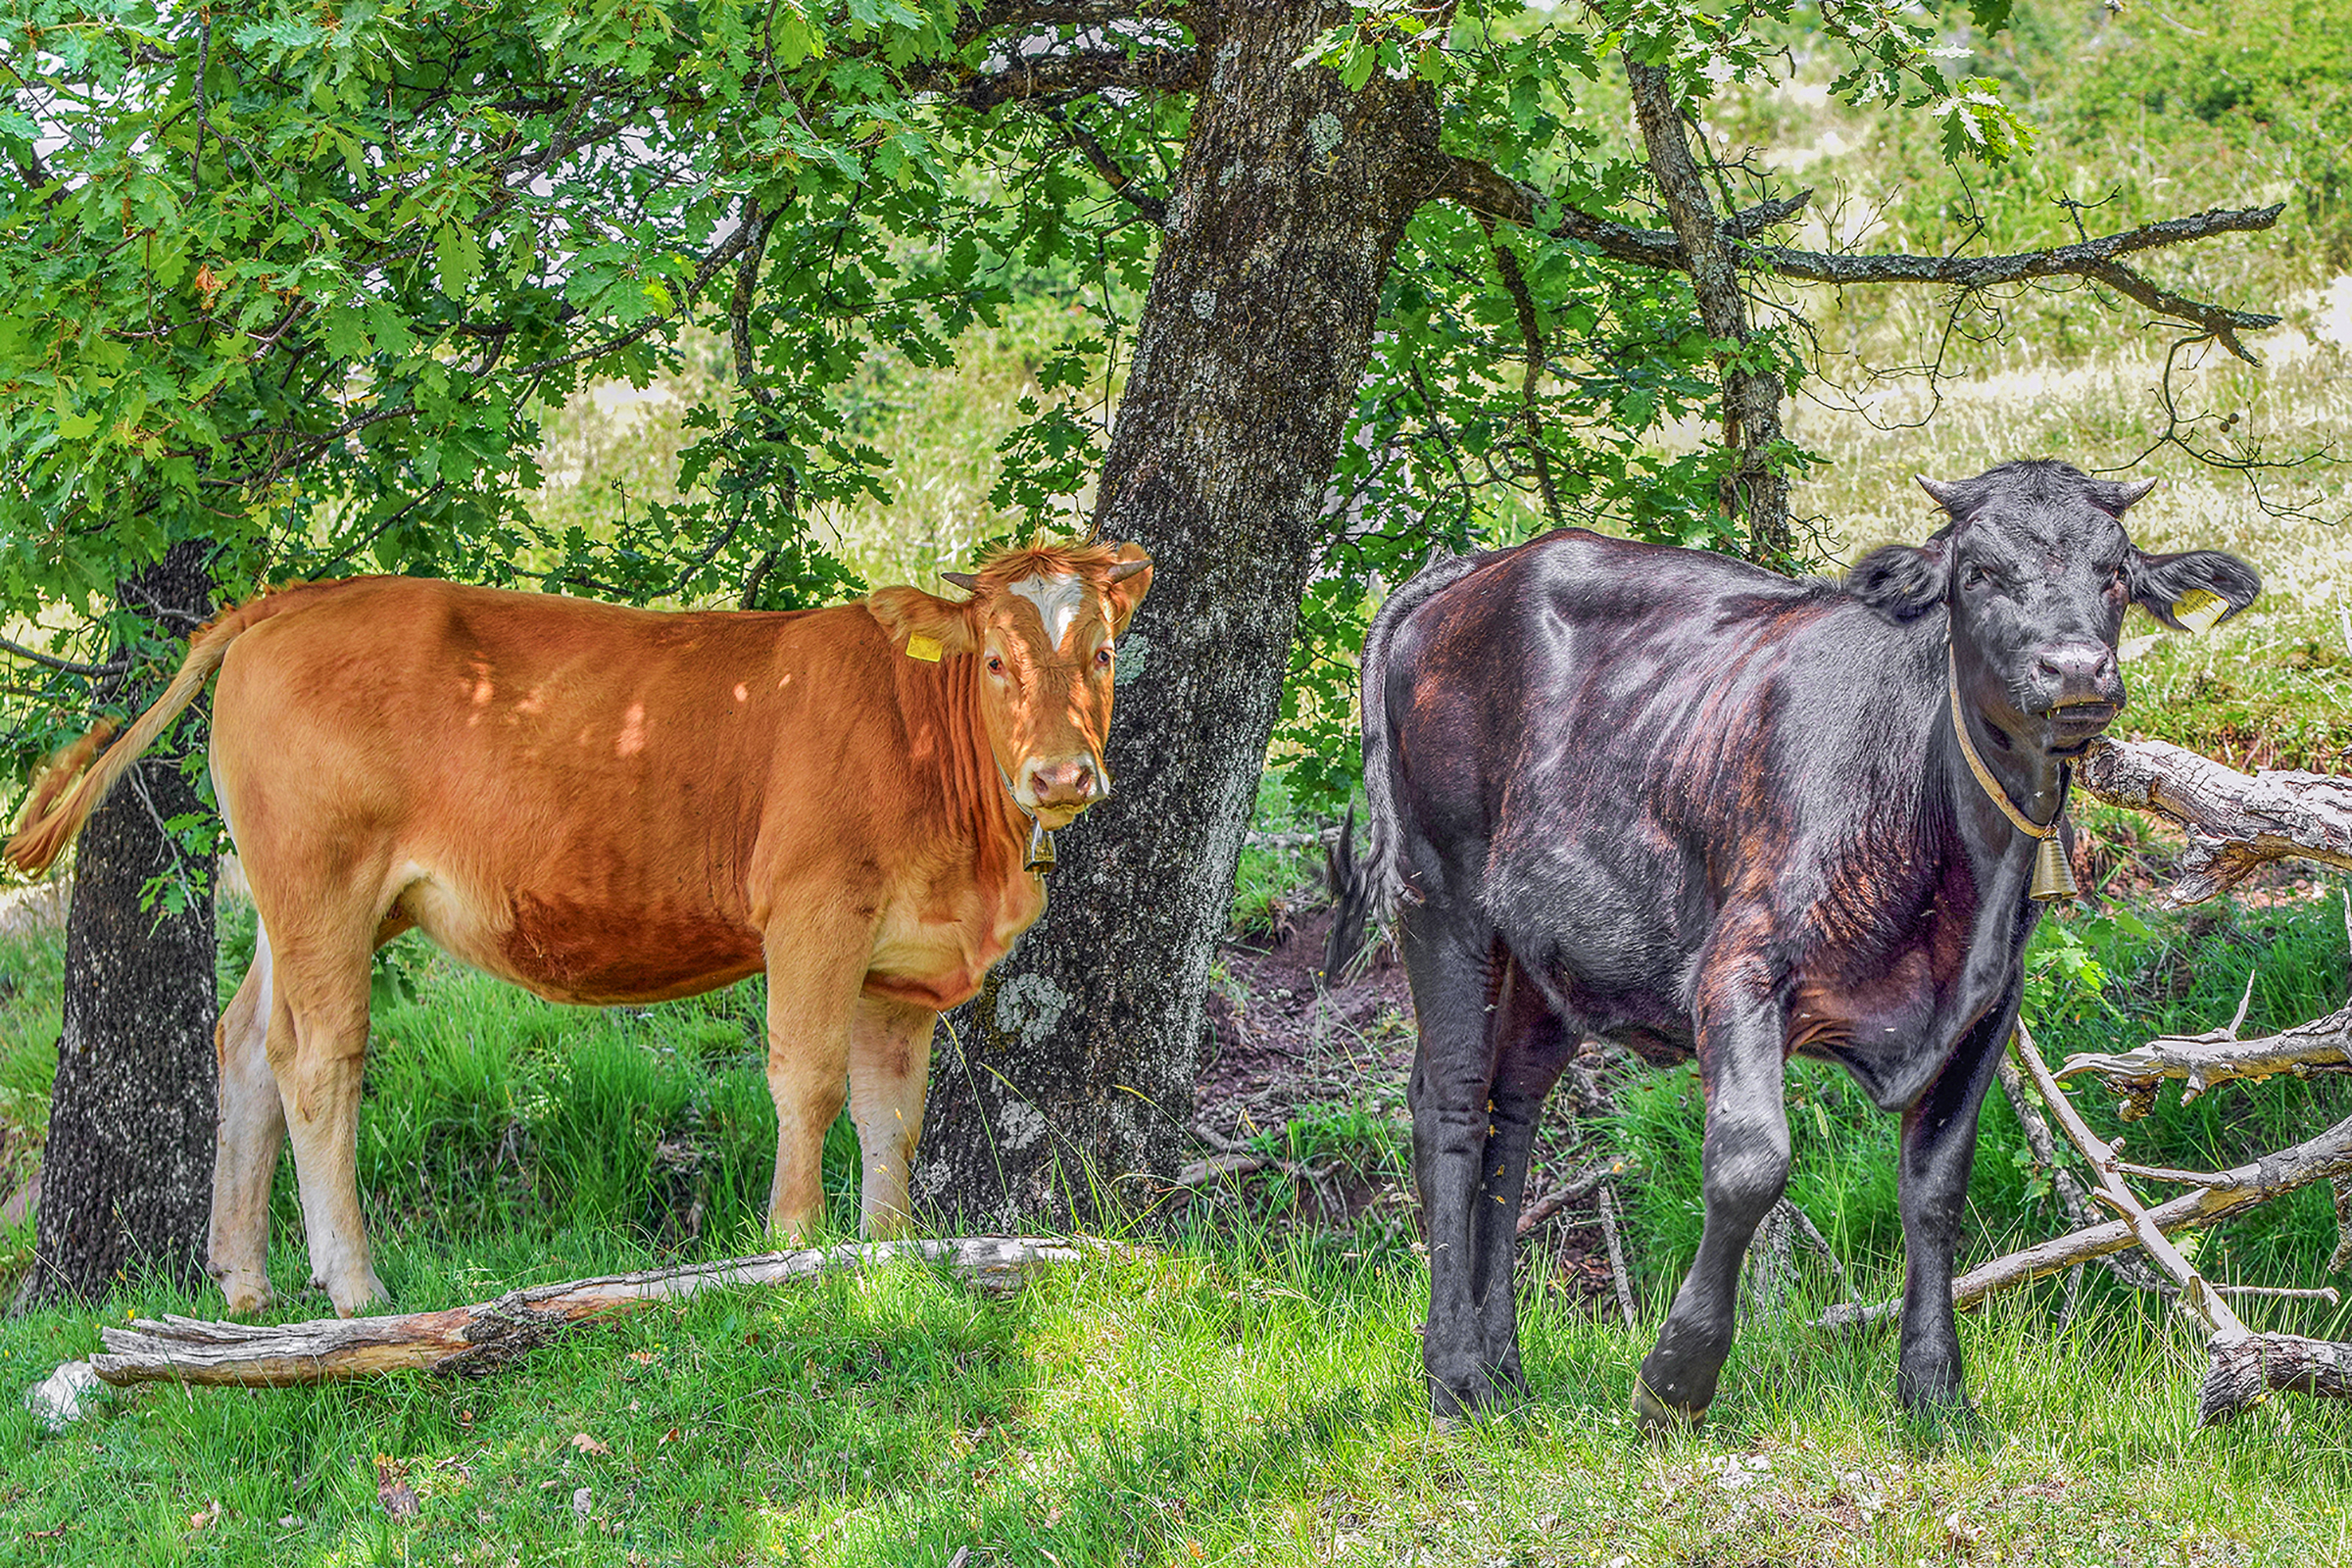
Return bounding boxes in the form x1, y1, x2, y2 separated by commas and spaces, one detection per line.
208, 924, 286, 1316
849, 996, 937, 1238
264, 934, 385, 1317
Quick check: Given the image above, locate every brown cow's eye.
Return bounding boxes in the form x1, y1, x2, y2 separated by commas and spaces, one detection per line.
1096, 646, 1113, 668
986, 655, 1004, 675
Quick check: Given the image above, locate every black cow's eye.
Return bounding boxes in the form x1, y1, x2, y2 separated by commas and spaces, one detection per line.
1961, 564, 1987, 590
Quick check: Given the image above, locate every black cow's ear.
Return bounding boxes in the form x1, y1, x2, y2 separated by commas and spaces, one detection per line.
2128, 548, 2261, 633
1845, 540, 1949, 623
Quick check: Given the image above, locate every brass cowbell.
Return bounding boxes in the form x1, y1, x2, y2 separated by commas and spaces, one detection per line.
1024, 817, 1056, 874
2030, 827, 2079, 902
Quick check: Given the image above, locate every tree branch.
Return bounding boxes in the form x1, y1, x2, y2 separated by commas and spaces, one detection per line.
1435, 153, 2282, 359
2075, 735, 2352, 905
90, 1239, 1123, 1389
2057, 1002, 2352, 1115
1820, 1101, 2352, 1334
912, 45, 1203, 111
0, 635, 127, 678
1046, 105, 1167, 225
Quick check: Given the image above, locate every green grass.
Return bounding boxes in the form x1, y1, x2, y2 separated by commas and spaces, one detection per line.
4, 1225, 2350, 1565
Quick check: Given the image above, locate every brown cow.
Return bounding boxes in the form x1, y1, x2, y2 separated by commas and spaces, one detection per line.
8, 540, 1152, 1317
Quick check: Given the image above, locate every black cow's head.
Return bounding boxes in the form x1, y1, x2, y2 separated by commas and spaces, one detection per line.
1847, 460, 2259, 756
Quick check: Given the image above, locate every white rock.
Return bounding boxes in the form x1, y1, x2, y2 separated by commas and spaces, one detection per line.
25, 1359, 101, 1432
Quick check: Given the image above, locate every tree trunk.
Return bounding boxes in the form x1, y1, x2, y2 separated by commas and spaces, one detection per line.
15, 542, 218, 1309
914, 1, 1442, 1228
1624, 59, 1793, 564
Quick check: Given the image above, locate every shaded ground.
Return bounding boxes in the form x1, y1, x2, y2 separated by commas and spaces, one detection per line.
1192, 904, 1628, 1307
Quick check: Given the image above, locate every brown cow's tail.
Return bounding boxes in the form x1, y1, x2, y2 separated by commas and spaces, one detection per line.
1323, 549, 1485, 981
6, 600, 272, 876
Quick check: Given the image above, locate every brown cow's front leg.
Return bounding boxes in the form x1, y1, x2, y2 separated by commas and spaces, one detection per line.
208, 928, 287, 1316
761, 913, 872, 1240
848, 996, 937, 1238
1634, 955, 1788, 1431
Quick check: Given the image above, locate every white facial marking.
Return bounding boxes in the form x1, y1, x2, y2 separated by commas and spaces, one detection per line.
1008, 572, 1087, 652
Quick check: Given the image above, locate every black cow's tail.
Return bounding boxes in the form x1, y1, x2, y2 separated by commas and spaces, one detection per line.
1323, 549, 1484, 981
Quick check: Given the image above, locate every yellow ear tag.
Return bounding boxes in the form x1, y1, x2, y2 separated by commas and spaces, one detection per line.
2172, 588, 2229, 634
905, 633, 944, 662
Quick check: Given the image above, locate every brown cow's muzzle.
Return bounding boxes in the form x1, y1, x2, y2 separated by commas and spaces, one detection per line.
1024, 755, 1107, 823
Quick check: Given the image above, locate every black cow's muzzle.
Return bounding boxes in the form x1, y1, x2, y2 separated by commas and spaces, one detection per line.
2030, 640, 2125, 747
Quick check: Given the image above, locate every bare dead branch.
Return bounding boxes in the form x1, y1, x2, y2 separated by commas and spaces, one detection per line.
1996, 1049, 2172, 1291
91, 1238, 1120, 1388
2014, 1020, 2250, 1342
1597, 1182, 1638, 1329
2058, 1003, 2352, 1115
1515, 1157, 1628, 1235
1821, 1102, 2352, 1332
2075, 736, 2352, 906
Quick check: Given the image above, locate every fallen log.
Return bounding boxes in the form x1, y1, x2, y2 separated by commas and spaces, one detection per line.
2202, 1334, 2352, 1424
2074, 737, 2352, 906
91, 1237, 1114, 1390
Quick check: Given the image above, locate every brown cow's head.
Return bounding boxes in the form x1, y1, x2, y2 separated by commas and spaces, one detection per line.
1846, 461, 2259, 758
866, 540, 1153, 828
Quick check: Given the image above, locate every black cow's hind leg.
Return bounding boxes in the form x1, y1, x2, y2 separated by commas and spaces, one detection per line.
1468, 959, 1573, 1398
1634, 957, 1789, 1430
1894, 1007, 2010, 1417
1402, 906, 1507, 1424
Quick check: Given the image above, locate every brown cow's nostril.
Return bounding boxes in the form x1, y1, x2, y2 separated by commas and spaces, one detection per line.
1026, 760, 1099, 807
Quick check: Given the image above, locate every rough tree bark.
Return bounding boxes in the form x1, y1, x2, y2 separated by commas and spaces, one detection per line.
914, 1, 1441, 1229
1624, 58, 1793, 563
15, 541, 218, 1309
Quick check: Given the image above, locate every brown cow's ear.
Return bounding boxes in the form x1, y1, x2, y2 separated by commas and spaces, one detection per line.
865, 587, 978, 661
1104, 542, 1152, 636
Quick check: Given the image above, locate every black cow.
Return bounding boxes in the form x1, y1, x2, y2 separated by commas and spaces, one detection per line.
1330, 461, 2259, 1427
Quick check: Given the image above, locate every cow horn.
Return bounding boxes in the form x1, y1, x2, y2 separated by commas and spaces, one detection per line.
1915, 475, 1966, 514
2111, 475, 2159, 511
940, 571, 979, 593
1106, 559, 1152, 583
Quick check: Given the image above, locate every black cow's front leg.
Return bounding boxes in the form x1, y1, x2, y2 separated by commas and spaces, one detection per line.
1894, 1005, 2011, 1415
1468, 961, 1574, 1397
1402, 908, 1507, 1424
1635, 956, 1789, 1430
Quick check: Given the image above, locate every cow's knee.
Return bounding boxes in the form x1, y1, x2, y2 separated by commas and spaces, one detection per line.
1701, 1114, 1791, 1232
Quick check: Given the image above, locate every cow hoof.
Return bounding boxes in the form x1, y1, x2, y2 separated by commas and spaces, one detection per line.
218, 1276, 274, 1318
1430, 1369, 1514, 1428
325, 1271, 389, 1319
1632, 1380, 1702, 1436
